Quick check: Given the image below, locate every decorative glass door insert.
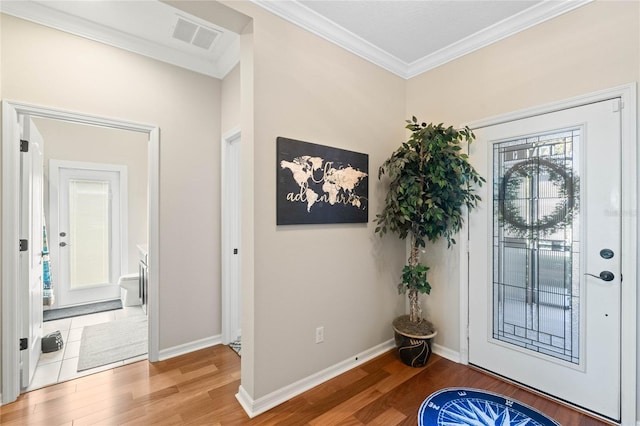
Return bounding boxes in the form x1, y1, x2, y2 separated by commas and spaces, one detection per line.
493, 129, 580, 363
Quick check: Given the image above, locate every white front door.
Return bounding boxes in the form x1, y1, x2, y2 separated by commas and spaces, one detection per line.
19, 117, 44, 388
468, 99, 621, 421
50, 161, 127, 307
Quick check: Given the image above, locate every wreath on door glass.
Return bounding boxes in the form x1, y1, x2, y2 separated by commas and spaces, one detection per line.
499, 157, 579, 236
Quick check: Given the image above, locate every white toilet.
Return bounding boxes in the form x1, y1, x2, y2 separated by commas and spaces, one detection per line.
119, 273, 141, 307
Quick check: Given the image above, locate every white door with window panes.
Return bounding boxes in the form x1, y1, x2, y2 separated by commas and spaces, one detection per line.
468, 99, 622, 421
50, 161, 127, 307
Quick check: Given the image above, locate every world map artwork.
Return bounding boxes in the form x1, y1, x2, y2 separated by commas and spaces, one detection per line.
277, 137, 368, 225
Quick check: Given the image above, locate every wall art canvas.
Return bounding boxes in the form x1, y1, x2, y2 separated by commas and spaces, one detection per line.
277, 137, 368, 225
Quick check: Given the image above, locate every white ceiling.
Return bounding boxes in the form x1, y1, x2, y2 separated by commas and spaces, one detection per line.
257, 0, 591, 78
0, 0, 590, 80
303, 0, 542, 64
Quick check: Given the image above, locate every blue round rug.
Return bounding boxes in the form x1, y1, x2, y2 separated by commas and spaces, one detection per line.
418, 388, 560, 426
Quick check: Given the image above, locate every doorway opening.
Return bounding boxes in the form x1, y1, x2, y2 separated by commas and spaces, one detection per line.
2, 100, 160, 403
30, 118, 147, 391
221, 128, 242, 352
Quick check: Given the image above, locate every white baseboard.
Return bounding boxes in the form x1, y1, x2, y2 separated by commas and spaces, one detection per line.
432, 343, 461, 363
235, 386, 254, 418
158, 334, 222, 361
235, 339, 396, 418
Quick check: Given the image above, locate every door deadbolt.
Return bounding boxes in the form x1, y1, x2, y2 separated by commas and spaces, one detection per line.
599, 248, 614, 259
59, 242, 67, 247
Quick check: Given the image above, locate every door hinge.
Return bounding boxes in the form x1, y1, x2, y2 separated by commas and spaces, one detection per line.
20, 338, 28, 350
20, 139, 29, 153
19, 239, 28, 251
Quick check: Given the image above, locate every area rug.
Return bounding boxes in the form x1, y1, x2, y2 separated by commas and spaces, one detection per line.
44, 299, 122, 322
418, 388, 560, 426
229, 338, 241, 356
77, 316, 147, 371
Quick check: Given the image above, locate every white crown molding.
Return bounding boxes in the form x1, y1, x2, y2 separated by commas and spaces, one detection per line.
250, 0, 408, 77
2, 0, 591, 81
406, 0, 593, 78
252, 0, 592, 80
0, 1, 237, 79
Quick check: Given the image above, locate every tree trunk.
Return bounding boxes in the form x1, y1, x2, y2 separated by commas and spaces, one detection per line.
408, 287, 421, 323
408, 237, 422, 323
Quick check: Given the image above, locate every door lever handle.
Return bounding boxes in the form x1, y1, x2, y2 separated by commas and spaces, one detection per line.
585, 271, 615, 282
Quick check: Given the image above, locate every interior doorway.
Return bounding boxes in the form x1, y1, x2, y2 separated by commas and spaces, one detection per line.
221, 128, 242, 347
2, 100, 160, 403
28, 118, 146, 391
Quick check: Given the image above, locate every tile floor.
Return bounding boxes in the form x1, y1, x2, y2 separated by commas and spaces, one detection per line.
26, 305, 148, 392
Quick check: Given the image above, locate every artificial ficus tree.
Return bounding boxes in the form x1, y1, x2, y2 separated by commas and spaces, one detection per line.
375, 118, 485, 326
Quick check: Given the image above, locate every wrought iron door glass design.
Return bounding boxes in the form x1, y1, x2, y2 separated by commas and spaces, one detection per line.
493, 129, 580, 363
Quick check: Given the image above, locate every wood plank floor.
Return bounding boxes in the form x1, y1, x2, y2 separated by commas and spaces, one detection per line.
1, 345, 610, 425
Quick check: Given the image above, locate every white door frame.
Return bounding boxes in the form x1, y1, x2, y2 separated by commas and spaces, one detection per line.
221, 127, 242, 344
459, 83, 637, 424
1, 100, 161, 404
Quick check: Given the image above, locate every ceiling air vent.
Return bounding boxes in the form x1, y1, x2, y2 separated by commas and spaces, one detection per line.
172, 16, 221, 50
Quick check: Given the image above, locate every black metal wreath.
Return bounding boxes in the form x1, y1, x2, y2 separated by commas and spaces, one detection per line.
498, 157, 578, 236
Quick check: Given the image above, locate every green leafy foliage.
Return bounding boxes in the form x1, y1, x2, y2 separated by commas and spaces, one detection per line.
375, 119, 485, 300
400, 263, 431, 295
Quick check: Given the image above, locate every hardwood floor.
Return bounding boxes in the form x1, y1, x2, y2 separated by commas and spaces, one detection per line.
1, 345, 610, 425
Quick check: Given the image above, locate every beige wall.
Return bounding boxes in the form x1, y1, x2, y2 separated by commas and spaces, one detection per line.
406, 1, 639, 125
239, 22, 256, 396
0, 14, 223, 351
33, 118, 148, 276
217, 1, 408, 400
406, 0, 639, 356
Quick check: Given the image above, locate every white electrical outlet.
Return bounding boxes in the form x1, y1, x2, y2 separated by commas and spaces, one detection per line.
315, 326, 324, 343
